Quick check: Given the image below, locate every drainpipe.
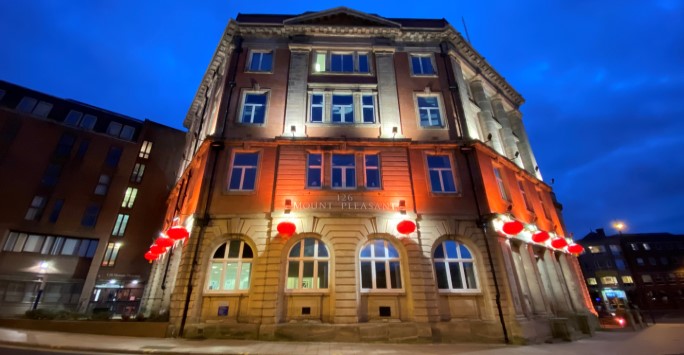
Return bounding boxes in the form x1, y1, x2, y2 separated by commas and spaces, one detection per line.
439, 41, 469, 140
461, 144, 510, 344
178, 35, 242, 337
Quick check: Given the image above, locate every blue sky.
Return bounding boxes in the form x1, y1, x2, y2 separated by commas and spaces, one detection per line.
1, 1, 682, 237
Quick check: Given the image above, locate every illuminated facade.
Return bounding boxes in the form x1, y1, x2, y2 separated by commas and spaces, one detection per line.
143, 7, 596, 343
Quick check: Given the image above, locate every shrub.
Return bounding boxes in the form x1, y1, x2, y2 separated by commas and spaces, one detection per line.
147, 311, 169, 322
90, 310, 112, 321
25, 309, 55, 320
135, 313, 146, 322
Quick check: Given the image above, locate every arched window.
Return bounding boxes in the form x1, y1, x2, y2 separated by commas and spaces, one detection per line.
433, 240, 478, 291
360, 239, 402, 290
206, 240, 253, 291
286, 238, 329, 290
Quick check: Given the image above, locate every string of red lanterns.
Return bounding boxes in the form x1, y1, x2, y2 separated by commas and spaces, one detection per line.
277, 221, 296, 238
143, 224, 190, 262
494, 215, 584, 254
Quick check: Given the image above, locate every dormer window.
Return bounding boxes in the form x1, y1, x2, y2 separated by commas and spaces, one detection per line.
313, 51, 371, 74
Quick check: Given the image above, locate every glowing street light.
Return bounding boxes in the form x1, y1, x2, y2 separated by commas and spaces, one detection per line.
612, 221, 626, 235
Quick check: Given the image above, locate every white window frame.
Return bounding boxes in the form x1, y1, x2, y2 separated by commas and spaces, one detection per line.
409, 53, 436, 76
309, 93, 324, 123
94, 174, 110, 196
493, 167, 510, 202
359, 239, 403, 292
364, 154, 381, 189
285, 238, 330, 292
426, 154, 458, 193
206, 240, 254, 293
360, 94, 376, 123
228, 152, 259, 191
25, 196, 46, 221
121, 187, 138, 208
112, 214, 129, 236
238, 91, 269, 125
433, 240, 480, 293
415, 94, 445, 128
306, 153, 323, 189
130, 163, 146, 183
312, 50, 371, 74
139, 141, 153, 159
331, 94, 354, 124
246, 50, 274, 73
331, 153, 356, 189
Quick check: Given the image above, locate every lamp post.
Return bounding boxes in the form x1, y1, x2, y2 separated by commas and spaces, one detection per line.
32, 261, 49, 311
613, 221, 626, 235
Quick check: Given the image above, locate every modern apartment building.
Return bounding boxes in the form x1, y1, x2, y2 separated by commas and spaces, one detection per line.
142, 7, 595, 343
0, 80, 184, 316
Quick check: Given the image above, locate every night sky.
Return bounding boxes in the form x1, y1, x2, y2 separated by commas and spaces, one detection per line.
1, 1, 682, 238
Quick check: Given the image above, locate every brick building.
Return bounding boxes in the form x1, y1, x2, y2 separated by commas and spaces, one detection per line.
0, 80, 184, 315
578, 229, 684, 312
142, 7, 596, 343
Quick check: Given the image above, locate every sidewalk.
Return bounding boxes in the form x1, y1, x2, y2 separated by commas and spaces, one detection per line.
0, 324, 682, 355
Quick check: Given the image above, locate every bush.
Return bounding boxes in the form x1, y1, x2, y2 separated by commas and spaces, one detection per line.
25, 309, 55, 320
135, 313, 146, 322
90, 310, 113, 321
147, 311, 169, 322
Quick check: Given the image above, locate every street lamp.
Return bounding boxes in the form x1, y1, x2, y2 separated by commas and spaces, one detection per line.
612, 221, 626, 235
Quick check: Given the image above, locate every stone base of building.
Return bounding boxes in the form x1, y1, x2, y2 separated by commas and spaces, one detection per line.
175, 314, 597, 344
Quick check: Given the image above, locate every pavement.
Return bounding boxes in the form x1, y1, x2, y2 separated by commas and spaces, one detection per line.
0, 324, 683, 355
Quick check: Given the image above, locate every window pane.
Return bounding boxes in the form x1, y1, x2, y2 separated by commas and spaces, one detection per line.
229, 169, 242, 190
411, 56, 421, 74
208, 262, 223, 290
314, 52, 326, 72
239, 262, 251, 289
333, 154, 355, 166
12, 233, 27, 252
420, 57, 434, 74
213, 243, 226, 259
317, 242, 328, 257
429, 171, 443, 192
345, 168, 356, 188
223, 263, 238, 290
428, 155, 450, 168
289, 241, 301, 257
389, 261, 401, 289
86, 240, 98, 257
318, 261, 328, 288
311, 107, 323, 122
23, 235, 43, 253
301, 238, 314, 257
302, 261, 314, 289
261, 52, 273, 71
441, 171, 456, 192
358, 54, 369, 73
366, 169, 380, 188
387, 244, 399, 258
373, 240, 386, 258
308, 168, 321, 187
463, 262, 476, 289
287, 261, 300, 289
360, 245, 371, 258
80, 114, 97, 129
61, 239, 79, 255
41, 236, 54, 255
459, 245, 472, 259
361, 262, 372, 289
234, 153, 259, 165
445, 241, 457, 258
332, 168, 342, 187
435, 262, 449, 289
228, 240, 241, 258
242, 244, 253, 258
434, 243, 445, 258
449, 262, 463, 288
375, 262, 387, 288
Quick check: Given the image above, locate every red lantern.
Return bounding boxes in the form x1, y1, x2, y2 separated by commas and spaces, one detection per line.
277, 221, 296, 237
550, 238, 568, 249
567, 244, 584, 254
166, 226, 189, 240
396, 220, 416, 235
502, 220, 524, 235
144, 251, 157, 262
155, 236, 174, 248
531, 231, 550, 243
149, 244, 167, 255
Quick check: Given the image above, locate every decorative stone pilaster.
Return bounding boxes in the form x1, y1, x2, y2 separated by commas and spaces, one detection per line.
283, 48, 310, 137
490, 98, 519, 163
508, 110, 542, 180
449, 56, 480, 140
469, 79, 504, 154
375, 51, 402, 138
